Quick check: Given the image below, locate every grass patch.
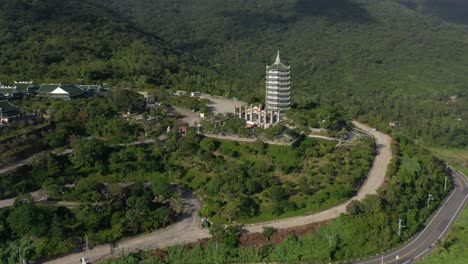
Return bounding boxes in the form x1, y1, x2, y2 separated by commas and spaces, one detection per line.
430, 147, 468, 176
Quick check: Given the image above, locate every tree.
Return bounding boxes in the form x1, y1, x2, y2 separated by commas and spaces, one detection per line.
170, 196, 184, 216
70, 138, 107, 171
208, 223, 241, 248
209, 223, 225, 243
253, 139, 266, 154
153, 177, 173, 200
7, 204, 49, 237
346, 200, 365, 215
222, 225, 242, 248
222, 199, 241, 223
262, 226, 277, 241
112, 89, 146, 113
200, 137, 217, 152
267, 184, 286, 203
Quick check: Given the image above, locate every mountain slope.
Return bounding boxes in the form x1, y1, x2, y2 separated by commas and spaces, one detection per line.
95, 0, 468, 147
397, 0, 468, 25
0, 0, 220, 90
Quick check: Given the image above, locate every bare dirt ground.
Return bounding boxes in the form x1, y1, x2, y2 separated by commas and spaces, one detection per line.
202, 93, 247, 114
171, 106, 200, 126
171, 93, 246, 126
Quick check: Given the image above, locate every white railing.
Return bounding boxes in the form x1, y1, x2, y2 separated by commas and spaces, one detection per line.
267, 76, 290, 81
266, 98, 290, 103
267, 92, 291, 97
267, 71, 290, 75
266, 85, 290, 90
267, 81, 291, 85
266, 101, 290, 106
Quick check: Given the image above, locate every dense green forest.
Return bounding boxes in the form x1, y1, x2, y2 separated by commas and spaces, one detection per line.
93, 0, 468, 147
397, 0, 468, 25
1, 0, 467, 146
0, 0, 224, 91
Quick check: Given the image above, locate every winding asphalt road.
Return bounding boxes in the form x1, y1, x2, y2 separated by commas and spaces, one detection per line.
352, 167, 468, 264
3, 121, 465, 264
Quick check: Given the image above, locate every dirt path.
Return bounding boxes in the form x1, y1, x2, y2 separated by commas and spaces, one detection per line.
44, 189, 209, 264
201, 133, 292, 146
41, 121, 392, 263
0, 190, 45, 209
243, 121, 392, 232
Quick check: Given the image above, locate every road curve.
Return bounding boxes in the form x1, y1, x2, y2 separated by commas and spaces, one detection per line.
44, 189, 210, 264
244, 121, 392, 232
41, 121, 392, 263
352, 167, 468, 264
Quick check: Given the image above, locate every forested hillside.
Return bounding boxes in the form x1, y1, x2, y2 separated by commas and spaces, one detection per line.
397, 0, 468, 25
95, 0, 468, 147
1, 0, 467, 146
0, 0, 222, 90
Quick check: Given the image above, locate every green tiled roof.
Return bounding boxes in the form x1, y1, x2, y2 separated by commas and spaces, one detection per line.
64, 84, 86, 97
38, 84, 61, 93
77, 85, 103, 92
14, 83, 39, 93
0, 100, 20, 117
0, 88, 19, 96
38, 84, 85, 98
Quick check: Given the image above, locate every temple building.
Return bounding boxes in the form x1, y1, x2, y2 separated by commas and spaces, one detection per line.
234, 51, 290, 128
265, 51, 290, 112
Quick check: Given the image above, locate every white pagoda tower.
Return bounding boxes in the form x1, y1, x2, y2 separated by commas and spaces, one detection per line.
265, 51, 290, 112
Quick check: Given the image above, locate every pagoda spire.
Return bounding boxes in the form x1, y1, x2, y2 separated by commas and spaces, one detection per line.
275, 50, 281, 64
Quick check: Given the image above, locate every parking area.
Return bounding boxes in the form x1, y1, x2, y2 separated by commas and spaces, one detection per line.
201, 94, 247, 114
171, 94, 248, 127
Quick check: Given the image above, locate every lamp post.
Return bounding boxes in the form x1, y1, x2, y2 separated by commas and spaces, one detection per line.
427, 194, 434, 208
444, 162, 449, 191
397, 218, 405, 237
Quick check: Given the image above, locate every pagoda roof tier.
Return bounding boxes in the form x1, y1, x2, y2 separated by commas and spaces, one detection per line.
267, 91, 291, 97
266, 50, 290, 71
266, 70, 290, 75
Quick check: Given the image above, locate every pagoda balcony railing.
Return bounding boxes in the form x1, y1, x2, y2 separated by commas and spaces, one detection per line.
267, 81, 291, 85
266, 85, 290, 90
266, 101, 290, 106
267, 70, 290, 75
267, 76, 290, 81
266, 83, 290, 87
266, 91, 290, 96
266, 97, 290, 102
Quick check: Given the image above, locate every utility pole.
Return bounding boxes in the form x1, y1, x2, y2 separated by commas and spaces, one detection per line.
397, 218, 405, 237
381, 253, 384, 264
445, 162, 449, 192
427, 194, 434, 208
85, 233, 89, 263
444, 175, 448, 192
